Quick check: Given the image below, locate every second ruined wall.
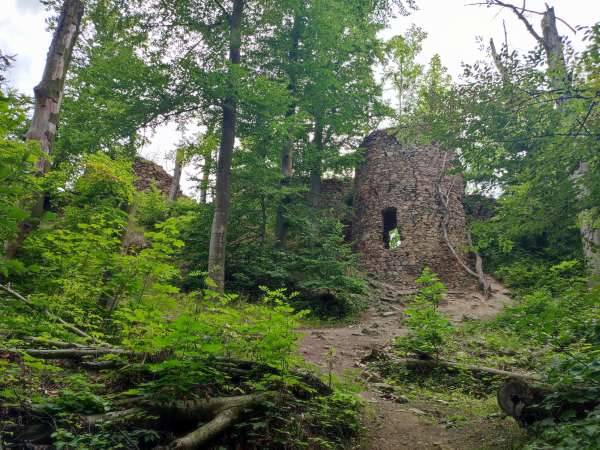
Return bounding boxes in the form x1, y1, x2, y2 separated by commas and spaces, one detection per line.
351, 129, 474, 289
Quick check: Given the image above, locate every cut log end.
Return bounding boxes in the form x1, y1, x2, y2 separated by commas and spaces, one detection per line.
497, 378, 530, 418
497, 378, 549, 426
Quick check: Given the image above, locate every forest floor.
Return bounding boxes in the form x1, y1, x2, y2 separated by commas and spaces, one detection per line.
299, 280, 528, 450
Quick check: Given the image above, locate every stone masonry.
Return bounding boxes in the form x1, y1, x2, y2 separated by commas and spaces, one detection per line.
351, 129, 474, 290
132, 157, 179, 197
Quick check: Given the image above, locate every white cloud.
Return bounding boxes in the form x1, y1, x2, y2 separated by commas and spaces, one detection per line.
0, 0, 51, 93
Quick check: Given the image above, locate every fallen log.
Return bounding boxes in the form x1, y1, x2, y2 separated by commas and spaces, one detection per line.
83, 392, 275, 449
363, 349, 541, 382
2, 346, 330, 397
0, 283, 107, 345
166, 392, 273, 450
84, 408, 146, 427
396, 357, 541, 382
3, 347, 134, 359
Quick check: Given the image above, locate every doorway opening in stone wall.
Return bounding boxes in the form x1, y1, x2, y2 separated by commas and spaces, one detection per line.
382, 207, 399, 249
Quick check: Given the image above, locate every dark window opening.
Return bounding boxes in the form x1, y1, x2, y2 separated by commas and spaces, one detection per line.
382, 207, 398, 249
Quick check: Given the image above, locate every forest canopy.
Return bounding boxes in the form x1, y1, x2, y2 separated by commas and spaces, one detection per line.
1, 0, 599, 449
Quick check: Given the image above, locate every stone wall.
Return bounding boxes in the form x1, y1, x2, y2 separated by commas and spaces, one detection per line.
351, 129, 475, 290
132, 157, 178, 197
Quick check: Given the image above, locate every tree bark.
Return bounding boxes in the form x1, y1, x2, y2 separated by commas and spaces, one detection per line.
4, 0, 84, 259
199, 153, 212, 204
168, 147, 185, 202
207, 0, 244, 293
489, 38, 509, 82
275, 16, 302, 244
495, 4, 600, 281
309, 120, 324, 209
540, 7, 569, 96
388, 355, 541, 383
538, 8, 599, 282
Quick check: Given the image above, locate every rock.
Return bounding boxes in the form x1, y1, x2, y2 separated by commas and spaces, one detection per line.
361, 371, 383, 383
372, 382, 394, 393
310, 331, 326, 339
362, 328, 379, 336
381, 311, 397, 317
408, 408, 427, 416
360, 347, 387, 363
394, 395, 409, 404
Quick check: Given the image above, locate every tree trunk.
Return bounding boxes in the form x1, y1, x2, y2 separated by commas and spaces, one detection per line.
541, 7, 569, 96
207, 0, 244, 293
199, 153, 211, 204
4, 0, 84, 259
309, 120, 324, 209
489, 38, 509, 82
168, 147, 185, 201
500, 4, 600, 281
275, 16, 301, 244
538, 8, 599, 282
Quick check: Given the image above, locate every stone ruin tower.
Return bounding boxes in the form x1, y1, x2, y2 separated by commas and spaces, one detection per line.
352, 129, 474, 290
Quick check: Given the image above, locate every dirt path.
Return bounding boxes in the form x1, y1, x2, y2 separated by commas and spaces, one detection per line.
299, 280, 522, 450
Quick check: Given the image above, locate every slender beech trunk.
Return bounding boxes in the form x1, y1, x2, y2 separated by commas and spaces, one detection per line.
199, 154, 212, 204
275, 16, 302, 244
168, 147, 185, 202
309, 120, 324, 209
5, 0, 84, 259
207, 0, 244, 292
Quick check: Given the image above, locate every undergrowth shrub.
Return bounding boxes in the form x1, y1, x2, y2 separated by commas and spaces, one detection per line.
395, 267, 452, 358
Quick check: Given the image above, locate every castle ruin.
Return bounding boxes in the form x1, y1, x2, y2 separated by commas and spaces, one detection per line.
351, 129, 475, 290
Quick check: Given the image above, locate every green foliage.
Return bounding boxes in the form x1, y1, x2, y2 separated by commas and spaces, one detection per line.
524, 407, 600, 450
413, 266, 448, 306
396, 268, 452, 358
229, 215, 367, 318
0, 89, 43, 273
73, 154, 134, 208
382, 25, 427, 116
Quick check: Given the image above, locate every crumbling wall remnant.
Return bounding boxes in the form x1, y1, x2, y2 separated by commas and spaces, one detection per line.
133, 157, 179, 198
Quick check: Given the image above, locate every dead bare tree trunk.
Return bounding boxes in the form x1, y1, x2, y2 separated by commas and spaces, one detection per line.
168, 147, 185, 202
5, 0, 84, 259
495, 3, 599, 282
275, 16, 302, 244
207, 0, 244, 293
489, 38, 509, 82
